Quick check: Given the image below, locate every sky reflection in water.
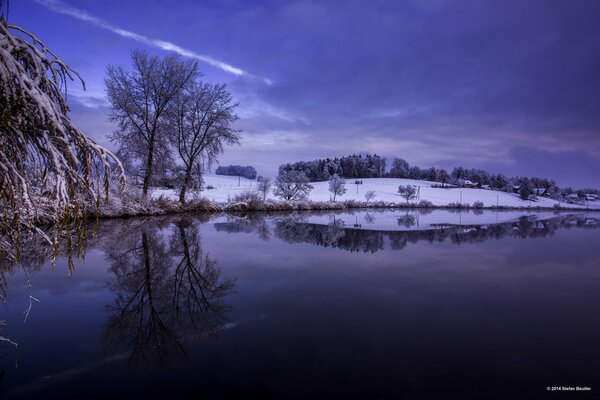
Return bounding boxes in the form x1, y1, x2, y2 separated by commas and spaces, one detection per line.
1, 210, 599, 399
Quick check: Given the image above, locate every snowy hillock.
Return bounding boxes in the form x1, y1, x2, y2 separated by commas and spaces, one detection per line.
151, 174, 600, 210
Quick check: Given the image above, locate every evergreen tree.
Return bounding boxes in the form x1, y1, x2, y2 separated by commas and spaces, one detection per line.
519, 178, 533, 200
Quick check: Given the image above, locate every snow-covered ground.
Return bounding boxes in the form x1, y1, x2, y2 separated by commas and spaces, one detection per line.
152, 174, 600, 209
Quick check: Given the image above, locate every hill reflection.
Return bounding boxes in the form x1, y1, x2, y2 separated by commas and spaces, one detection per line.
215, 212, 600, 253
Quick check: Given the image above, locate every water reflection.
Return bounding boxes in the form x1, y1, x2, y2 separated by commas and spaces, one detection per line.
101, 218, 234, 367
0, 216, 234, 371
218, 212, 600, 253
0, 210, 600, 398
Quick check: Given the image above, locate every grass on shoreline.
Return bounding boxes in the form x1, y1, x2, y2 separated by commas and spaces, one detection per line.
95, 196, 599, 220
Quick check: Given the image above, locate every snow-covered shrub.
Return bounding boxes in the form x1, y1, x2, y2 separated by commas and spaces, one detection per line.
473, 201, 484, 209
191, 197, 221, 212
232, 190, 263, 204
398, 185, 417, 203
447, 202, 469, 208
418, 200, 434, 208
343, 199, 360, 208
155, 195, 175, 210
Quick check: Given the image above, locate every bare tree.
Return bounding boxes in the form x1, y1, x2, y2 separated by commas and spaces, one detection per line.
169, 82, 240, 203
0, 11, 124, 263
398, 184, 417, 204
257, 177, 272, 201
364, 190, 377, 202
273, 171, 313, 201
328, 174, 347, 201
106, 50, 197, 197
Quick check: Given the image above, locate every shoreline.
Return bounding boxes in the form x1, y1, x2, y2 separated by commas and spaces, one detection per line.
95, 198, 600, 220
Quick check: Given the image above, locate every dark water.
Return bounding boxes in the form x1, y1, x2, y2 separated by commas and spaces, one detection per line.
1, 210, 599, 399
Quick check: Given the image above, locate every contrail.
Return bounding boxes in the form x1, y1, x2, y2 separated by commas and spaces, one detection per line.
34, 0, 273, 84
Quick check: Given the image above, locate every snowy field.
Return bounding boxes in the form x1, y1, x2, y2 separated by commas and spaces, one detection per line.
152, 174, 600, 209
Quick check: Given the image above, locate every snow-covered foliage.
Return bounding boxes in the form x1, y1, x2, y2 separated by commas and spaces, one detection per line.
398, 185, 417, 203
279, 153, 386, 182
0, 17, 124, 263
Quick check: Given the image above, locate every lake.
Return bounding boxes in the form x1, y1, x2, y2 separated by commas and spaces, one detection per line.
1, 210, 599, 399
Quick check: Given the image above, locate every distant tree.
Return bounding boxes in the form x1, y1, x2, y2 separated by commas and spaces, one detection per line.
279, 154, 385, 181
106, 49, 197, 197
364, 190, 377, 202
341, 157, 356, 178
257, 177, 272, 201
389, 158, 410, 178
473, 169, 491, 185
439, 169, 450, 187
168, 82, 240, 203
491, 174, 509, 190
451, 167, 466, 182
427, 167, 438, 182
398, 185, 417, 204
328, 174, 347, 201
273, 171, 314, 201
216, 165, 257, 179
408, 166, 422, 180
519, 178, 533, 200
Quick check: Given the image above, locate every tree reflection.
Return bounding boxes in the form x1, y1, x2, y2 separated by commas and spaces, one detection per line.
102, 218, 234, 367
269, 213, 600, 254
214, 213, 272, 240
397, 213, 417, 228
364, 212, 376, 224
275, 216, 385, 253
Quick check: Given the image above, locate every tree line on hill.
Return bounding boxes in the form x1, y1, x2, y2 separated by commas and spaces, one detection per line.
279, 154, 386, 182
215, 165, 257, 179
277, 154, 580, 201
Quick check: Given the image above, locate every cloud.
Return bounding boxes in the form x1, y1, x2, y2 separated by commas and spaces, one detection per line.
25, 0, 600, 187
481, 147, 600, 188
33, 0, 272, 84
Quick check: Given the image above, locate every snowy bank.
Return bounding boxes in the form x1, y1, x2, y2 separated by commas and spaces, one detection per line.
147, 174, 600, 213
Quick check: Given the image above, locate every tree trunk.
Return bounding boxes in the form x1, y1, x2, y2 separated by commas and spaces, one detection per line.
142, 230, 152, 299
179, 164, 193, 204
142, 141, 155, 197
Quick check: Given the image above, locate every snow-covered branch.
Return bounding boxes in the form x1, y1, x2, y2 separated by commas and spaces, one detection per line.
0, 17, 125, 263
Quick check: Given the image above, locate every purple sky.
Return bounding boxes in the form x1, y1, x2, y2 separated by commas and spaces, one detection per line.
12, 0, 600, 187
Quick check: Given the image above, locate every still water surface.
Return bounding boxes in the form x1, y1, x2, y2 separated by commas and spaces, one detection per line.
1, 210, 599, 399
